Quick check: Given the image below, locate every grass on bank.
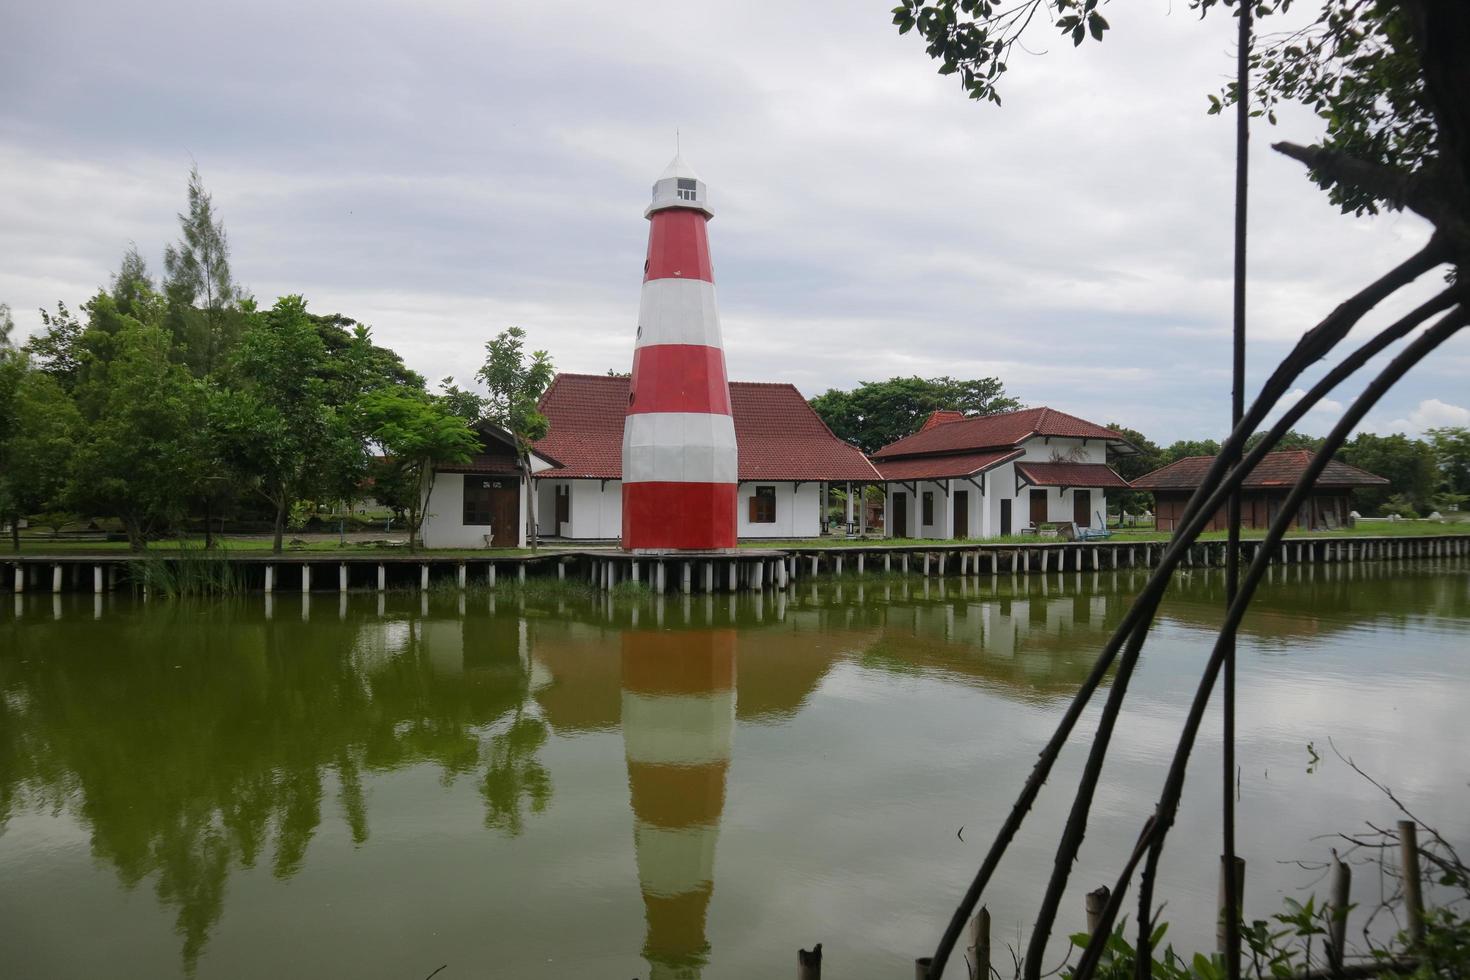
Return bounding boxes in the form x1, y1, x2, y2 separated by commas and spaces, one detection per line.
743, 518, 1470, 550
6, 515, 1467, 557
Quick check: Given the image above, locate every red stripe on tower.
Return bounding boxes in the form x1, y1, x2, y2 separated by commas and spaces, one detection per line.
629, 345, 733, 416
622, 152, 738, 553
644, 209, 715, 283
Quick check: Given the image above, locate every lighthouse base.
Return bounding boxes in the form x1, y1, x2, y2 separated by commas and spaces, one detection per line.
622, 482, 738, 552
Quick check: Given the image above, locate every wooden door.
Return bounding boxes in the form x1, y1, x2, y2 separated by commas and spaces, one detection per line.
953, 490, 969, 538
1030, 489, 1048, 527
554, 484, 570, 529
1073, 490, 1091, 528
892, 492, 908, 538
464, 476, 521, 547
1000, 498, 1012, 536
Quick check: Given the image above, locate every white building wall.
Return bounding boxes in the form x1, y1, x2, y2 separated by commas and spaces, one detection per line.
1014, 438, 1109, 529
737, 481, 821, 538
535, 479, 624, 540
533, 478, 821, 540
1017, 437, 1106, 464
420, 472, 529, 549
881, 437, 1115, 541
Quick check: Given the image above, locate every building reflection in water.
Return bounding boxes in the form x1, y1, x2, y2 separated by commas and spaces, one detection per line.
620, 626, 735, 980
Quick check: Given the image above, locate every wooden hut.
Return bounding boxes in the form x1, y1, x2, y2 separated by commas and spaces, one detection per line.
1132, 449, 1389, 531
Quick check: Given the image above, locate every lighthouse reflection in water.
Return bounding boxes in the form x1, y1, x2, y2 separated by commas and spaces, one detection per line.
621, 625, 735, 980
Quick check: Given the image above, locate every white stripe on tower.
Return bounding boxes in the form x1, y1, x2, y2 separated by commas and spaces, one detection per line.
636, 278, 724, 349
623, 414, 739, 485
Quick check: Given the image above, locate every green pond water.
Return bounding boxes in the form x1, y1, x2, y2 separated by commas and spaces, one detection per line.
2, 560, 1468, 979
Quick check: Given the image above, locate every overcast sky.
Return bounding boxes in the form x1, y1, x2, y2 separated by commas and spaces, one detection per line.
2, 0, 1464, 444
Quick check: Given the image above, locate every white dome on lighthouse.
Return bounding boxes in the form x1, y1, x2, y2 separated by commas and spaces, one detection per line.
647, 152, 712, 219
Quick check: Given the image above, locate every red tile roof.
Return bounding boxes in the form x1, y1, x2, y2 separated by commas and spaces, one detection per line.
871, 406, 1128, 459
872, 449, 1022, 482
533, 374, 627, 478
534, 373, 880, 482
729, 381, 883, 481
1131, 450, 1390, 490
1015, 461, 1131, 489
919, 410, 966, 432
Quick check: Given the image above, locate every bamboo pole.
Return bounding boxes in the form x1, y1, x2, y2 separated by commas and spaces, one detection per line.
968, 906, 991, 980
1086, 885, 1110, 935
1327, 852, 1351, 972
1218, 856, 1245, 956
797, 943, 822, 980
1399, 820, 1425, 945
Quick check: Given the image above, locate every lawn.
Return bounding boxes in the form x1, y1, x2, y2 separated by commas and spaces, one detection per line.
3, 536, 544, 559
7, 517, 1465, 558
743, 518, 1470, 549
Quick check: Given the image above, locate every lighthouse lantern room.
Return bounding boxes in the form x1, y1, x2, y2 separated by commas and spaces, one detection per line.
621, 153, 739, 552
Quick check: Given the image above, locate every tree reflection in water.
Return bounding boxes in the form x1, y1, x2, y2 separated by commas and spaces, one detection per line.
0, 595, 553, 973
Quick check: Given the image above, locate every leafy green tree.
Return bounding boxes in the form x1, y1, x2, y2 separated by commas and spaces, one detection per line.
1338, 431, 1438, 515
72, 265, 168, 420
1244, 429, 1324, 453
0, 356, 27, 547
216, 296, 363, 553
477, 327, 554, 550
1163, 438, 1223, 464
163, 166, 246, 376
70, 323, 206, 550
358, 390, 480, 551
0, 303, 13, 351
1105, 424, 1163, 520
311, 315, 424, 406
23, 302, 84, 391
437, 377, 486, 422
111, 245, 167, 326
809, 375, 1021, 454
1426, 426, 1470, 497
0, 371, 82, 547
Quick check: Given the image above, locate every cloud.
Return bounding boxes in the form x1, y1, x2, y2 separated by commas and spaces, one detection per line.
1, 0, 1465, 444
1371, 398, 1470, 436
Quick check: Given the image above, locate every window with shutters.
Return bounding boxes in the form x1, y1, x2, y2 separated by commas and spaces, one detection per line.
749, 485, 777, 523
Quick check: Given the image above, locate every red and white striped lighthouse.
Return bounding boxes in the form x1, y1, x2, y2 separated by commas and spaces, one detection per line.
622, 154, 738, 552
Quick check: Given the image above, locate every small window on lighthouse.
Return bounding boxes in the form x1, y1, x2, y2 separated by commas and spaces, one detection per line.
677, 178, 697, 201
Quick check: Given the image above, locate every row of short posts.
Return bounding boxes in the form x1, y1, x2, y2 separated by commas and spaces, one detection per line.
8, 536, 1462, 597
819, 825, 1429, 980
259, 561, 523, 594
9, 563, 122, 595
